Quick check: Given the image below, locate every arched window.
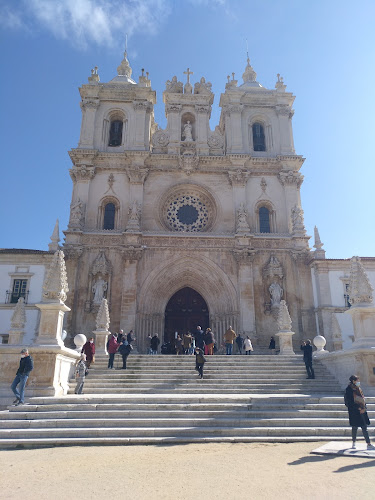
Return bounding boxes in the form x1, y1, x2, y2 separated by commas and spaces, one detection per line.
259, 206, 270, 233
103, 203, 116, 230
108, 120, 123, 147
252, 123, 266, 151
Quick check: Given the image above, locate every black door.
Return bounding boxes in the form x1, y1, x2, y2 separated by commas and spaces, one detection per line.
164, 287, 209, 343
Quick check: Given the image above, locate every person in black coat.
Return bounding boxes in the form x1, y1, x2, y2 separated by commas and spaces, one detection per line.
300, 340, 315, 379
345, 375, 374, 449
150, 334, 160, 354
269, 336, 276, 355
118, 340, 133, 369
11, 348, 34, 406
194, 326, 205, 350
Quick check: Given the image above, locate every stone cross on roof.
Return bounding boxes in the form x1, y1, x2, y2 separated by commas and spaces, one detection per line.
184, 68, 193, 84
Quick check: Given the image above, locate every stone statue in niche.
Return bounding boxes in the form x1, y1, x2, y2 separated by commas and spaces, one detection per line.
92, 278, 108, 305
291, 205, 305, 232
182, 121, 193, 142
69, 199, 85, 229
236, 203, 250, 233
126, 200, 142, 232
269, 282, 283, 307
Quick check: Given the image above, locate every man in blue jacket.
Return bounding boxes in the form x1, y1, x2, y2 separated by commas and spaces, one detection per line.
11, 348, 34, 406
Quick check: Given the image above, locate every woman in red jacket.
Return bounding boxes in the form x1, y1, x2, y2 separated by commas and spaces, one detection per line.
82, 337, 95, 368
107, 333, 119, 369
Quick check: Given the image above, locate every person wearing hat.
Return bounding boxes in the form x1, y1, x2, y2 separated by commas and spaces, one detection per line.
11, 348, 34, 406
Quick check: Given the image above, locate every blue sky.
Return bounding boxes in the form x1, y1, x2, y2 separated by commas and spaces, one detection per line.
0, 0, 374, 258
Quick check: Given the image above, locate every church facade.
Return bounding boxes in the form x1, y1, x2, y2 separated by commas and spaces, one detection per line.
62, 51, 318, 353
2, 51, 375, 354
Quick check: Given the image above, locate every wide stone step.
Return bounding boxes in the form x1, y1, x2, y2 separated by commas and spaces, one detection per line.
0, 408, 364, 420
0, 426, 355, 440
0, 416, 358, 430
0, 435, 358, 449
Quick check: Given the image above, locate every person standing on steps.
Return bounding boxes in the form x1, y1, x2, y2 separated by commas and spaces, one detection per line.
194, 326, 205, 351
127, 329, 136, 345
151, 333, 160, 355
204, 328, 214, 355
118, 339, 133, 369
300, 339, 315, 379
235, 334, 244, 355
118, 329, 124, 344
107, 333, 119, 369
345, 375, 375, 450
75, 353, 87, 394
183, 332, 192, 354
81, 337, 95, 368
195, 347, 206, 379
147, 334, 153, 354
269, 336, 276, 355
244, 336, 253, 355
224, 326, 236, 355
11, 348, 34, 406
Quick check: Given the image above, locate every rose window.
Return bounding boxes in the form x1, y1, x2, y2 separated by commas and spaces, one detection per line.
165, 193, 210, 232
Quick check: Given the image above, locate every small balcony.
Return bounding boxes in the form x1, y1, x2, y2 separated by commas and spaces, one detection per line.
5, 290, 29, 304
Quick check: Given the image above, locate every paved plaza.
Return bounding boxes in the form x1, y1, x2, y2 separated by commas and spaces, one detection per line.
1, 441, 374, 500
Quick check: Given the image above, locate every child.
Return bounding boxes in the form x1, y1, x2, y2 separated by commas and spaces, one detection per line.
195, 347, 206, 379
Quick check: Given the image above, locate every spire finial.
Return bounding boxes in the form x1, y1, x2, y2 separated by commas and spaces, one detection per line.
117, 39, 132, 78
313, 226, 326, 259
242, 53, 257, 83
49, 219, 60, 252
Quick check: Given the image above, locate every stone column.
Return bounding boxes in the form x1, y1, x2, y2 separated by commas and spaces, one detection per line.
166, 104, 181, 154
276, 106, 294, 155
120, 246, 143, 334
78, 99, 99, 148
276, 300, 296, 355
132, 101, 150, 150
195, 104, 210, 155
234, 248, 256, 337
227, 105, 243, 153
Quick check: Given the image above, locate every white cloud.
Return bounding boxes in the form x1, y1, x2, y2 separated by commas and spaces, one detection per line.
0, 0, 172, 49
0, 0, 228, 49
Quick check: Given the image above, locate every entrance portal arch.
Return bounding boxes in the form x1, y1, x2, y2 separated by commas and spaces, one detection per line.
164, 287, 209, 343
135, 255, 239, 352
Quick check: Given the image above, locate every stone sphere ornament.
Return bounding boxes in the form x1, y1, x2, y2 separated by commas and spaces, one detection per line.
313, 335, 329, 356
74, 334, 87, 352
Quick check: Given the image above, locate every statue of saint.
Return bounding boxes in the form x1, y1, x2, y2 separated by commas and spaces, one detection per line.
269, 282, 283, 307
92, 278, 108, 305
69, 199, 84, 228
182, 121, 193, 142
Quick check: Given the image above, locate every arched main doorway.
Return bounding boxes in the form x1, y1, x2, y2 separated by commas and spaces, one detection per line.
164, 287, 209, 343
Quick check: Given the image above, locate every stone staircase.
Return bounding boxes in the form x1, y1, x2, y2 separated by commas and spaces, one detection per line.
0, 354, 373, 448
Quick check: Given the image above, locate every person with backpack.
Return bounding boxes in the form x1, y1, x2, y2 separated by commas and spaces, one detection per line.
345, 375, 374, 450
118, 339, 133, 369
